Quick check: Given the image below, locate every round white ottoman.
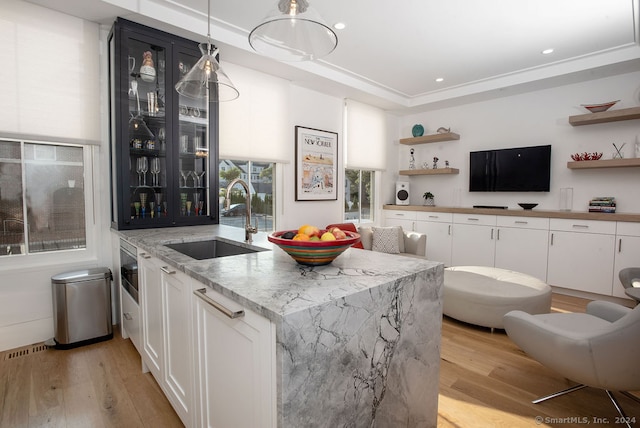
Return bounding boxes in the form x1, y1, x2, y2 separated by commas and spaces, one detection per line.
444, 266, 552, 329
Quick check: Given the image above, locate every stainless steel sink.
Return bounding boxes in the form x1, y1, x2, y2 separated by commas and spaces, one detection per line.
165, 239, 264, 260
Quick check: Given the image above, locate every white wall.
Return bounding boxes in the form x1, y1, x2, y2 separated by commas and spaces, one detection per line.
280, 85, 345, 230
0, 0, 107, 351
394, 71, 640, 212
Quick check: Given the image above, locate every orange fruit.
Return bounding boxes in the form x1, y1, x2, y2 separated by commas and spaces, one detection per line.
298, 224, 310, 234
292, 233, 310, 241
299, 224, 320, 237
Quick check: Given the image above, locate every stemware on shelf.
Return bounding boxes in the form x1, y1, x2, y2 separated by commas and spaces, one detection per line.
150, 157, 161, 186
193, 193, 201, 215
140, 193, 148, 218
180, 170, 190, 187
140, 156, 148, 186
136, 157, 143, 186
194, 170, 205, 188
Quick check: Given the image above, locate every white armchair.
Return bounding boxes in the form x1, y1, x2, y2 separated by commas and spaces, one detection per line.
503, 301, 640, 426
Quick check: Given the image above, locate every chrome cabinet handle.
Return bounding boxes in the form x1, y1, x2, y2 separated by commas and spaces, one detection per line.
619, 238, 622, 253
448, 225, 451, 235
496, 229, 500, 240
123, 313, 133, 321
550, 233, 554, 246
140, 253, 151, 259
490, 228, 494, 240
467, 217, 479, 221
160, 266, 175, 274
514, 221, 528, 224
572, 224, 589, 229
194, 288, 245, 319
428, 215, 439, 219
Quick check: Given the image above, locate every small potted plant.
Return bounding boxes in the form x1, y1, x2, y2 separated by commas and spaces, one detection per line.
423, 191, 435, 206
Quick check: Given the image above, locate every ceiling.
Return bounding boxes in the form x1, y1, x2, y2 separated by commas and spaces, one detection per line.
25, 0, 640, 112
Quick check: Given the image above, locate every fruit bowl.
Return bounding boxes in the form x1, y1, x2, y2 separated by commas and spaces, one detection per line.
518, 203, 538, 210
268, 230, 361, 266
581, 100, 619, 113
571, 152, 603, 161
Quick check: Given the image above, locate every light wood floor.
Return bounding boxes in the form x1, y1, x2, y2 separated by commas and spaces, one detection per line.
0, 294, 637, 427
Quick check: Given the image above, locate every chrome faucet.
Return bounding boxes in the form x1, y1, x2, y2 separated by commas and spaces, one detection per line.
225, 178, 257, 243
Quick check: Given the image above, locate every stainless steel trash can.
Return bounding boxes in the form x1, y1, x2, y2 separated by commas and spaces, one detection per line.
48, 267, 113, 349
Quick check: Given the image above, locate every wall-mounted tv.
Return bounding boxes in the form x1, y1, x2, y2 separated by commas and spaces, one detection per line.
469, 145, 551, 192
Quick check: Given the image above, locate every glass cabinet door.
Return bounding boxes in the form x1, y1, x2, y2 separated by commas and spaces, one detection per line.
126, 37, 170, 225
175, 48, 211, 222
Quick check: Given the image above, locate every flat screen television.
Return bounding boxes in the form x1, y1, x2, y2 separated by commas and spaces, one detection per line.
469, 145, 551, 192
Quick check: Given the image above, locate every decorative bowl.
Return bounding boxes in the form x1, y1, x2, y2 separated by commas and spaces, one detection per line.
518, 203, 538, 210
411, 124, 424, 137
581, 100, 619, 113
268, 230, 361, 266
571, 152, 603, 161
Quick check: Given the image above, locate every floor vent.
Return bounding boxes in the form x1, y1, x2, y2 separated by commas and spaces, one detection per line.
2, 343, 47, 361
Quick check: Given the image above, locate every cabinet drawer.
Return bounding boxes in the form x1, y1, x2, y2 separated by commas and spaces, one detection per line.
384, 210, 417, 221
549, 218, 616, 234
416, 211, 453, 223
453, 213, 496, 226
121, 286, 141, 352
497, 216, 549, 230
616, 221, 640, 237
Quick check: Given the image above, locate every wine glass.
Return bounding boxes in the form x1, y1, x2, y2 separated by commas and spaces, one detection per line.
150, 158, 161, 186
155, 193, 163, 216
180, 170, 189, 188
194, 170, 206, 188
193, 193, 200, 215
140, 156, 148, 186
136, 157, 143, 186
157, 127, 166, 151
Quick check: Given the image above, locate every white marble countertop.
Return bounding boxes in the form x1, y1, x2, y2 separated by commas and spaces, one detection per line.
113, 225, 441, 323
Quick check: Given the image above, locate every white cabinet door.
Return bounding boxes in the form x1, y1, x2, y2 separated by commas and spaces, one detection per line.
547, 219, 616, 295
612, 222, 640, 299
451, 214, 497, 267
193, 286, 276, 428
415, 212, 452, 265
384, 210, 416, 231
494, 217, 550, 281
161, 266, 193, 426
139, 253, 163, 378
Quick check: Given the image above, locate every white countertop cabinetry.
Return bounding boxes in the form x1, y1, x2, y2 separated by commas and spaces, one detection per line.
384, 206, 638, 300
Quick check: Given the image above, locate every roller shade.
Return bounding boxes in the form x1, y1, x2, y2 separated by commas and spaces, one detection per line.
0, 2, 101, 144
344, 99, 387, 170
219, 63, 290, 163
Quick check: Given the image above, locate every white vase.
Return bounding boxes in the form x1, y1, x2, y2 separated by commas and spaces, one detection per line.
140, 65, 156, 82
424, 198, 435, 206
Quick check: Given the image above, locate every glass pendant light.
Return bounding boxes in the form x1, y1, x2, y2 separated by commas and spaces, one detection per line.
175, 0, 239, 101
249, 0, 338, 62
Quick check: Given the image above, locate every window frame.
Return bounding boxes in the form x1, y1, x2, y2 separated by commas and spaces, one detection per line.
344, 168, 375, 224
0, 137, 97, 268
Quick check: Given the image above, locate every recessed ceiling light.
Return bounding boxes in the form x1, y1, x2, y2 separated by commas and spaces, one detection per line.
435, 78, 444, 82
541, 48, 554, 55
333, 22, 346, 30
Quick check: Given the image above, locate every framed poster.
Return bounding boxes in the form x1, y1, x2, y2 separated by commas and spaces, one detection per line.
295, 126, 338, 201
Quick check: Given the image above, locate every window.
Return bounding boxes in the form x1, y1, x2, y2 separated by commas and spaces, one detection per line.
0, 139, 86, 256
345, 169, 374, 222
219, 159, 275, 233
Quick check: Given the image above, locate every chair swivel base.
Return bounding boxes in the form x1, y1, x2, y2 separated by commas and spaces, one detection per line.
533, 384, 640, 428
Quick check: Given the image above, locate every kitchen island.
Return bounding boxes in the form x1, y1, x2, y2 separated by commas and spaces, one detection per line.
115, 225, 443, 427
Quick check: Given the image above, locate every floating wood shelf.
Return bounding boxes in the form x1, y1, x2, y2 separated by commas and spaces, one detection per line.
399, 168, 460, 176
399, 132, 460, 145
569, 106, 640, 126
567, 158, 640, 169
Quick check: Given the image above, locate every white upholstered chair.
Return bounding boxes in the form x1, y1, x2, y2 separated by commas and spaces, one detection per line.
503, 301, 640, 427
